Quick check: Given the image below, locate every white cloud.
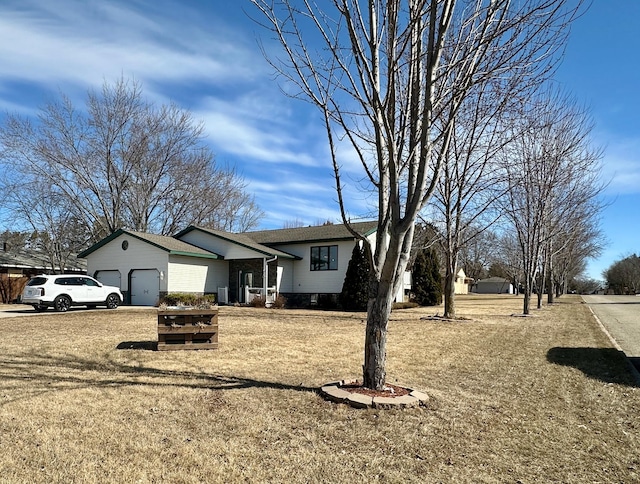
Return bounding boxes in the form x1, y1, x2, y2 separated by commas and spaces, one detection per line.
0, 0, 260, 95
597, 135, 640, 195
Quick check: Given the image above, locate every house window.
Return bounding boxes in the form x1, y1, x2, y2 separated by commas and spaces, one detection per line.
311, 245, 338, 271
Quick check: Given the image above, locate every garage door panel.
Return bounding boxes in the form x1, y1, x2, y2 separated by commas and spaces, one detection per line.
96, 270, 121, 289
131, 269, 160, 306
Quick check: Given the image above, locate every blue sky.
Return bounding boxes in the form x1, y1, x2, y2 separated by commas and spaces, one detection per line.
0, 1, 637, 281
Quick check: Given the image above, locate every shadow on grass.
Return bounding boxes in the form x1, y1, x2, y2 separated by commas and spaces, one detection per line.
0, 349, 319, 407
547, 347, 639, 387
116, 341, 157, 350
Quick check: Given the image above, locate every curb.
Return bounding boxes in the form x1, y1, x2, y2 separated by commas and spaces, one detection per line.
584, 300, 640, 387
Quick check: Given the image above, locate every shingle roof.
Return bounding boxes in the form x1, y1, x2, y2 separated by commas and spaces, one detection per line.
78, 229, 222, 259
246, 221, 378, 245
0, 248, 86, 271
79, 221, 379, 261
177, 227, 298, 259
129, 231, 223, 258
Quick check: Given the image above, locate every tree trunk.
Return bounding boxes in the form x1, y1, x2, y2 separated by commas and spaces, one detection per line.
443, 251, 457, 319
523, 281, 531, 315
536, 260, 546, 310
443, 269, 456, 319
362, 225, 413, 390
362, 297, 392, 390
362, 281, 394, 390
547, 252, 555, 304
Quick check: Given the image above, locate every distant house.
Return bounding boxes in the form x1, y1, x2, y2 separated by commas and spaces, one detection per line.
454, 268, 473, 295
473, 277, 513, 295
0, 244, 86, 303
0, 248, 85, 277
78, 221, 411, 307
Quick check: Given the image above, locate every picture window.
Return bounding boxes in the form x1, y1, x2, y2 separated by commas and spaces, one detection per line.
311, 245, 338, 271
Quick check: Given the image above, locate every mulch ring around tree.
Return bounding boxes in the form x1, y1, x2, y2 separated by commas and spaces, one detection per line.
319, 379, 429, 409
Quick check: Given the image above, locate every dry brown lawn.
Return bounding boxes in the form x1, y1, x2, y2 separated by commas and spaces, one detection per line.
0, 295, 638, 483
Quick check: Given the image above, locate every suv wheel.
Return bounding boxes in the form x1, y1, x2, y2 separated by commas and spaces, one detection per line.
33, 305, 47, 312
106, 293, 120, 309
54, 295, 71, 312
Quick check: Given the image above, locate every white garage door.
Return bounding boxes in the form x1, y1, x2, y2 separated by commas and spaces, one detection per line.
130, 269, 160, 306
95, 270, 121, 289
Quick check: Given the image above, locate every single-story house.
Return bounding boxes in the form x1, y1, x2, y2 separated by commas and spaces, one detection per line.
0, 244, 87, 303
78, 221, 410, 307
0, 244, 86, 277
473, 277, 513, 295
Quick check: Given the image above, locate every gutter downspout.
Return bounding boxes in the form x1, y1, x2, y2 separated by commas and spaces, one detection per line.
264, 255, 278, 305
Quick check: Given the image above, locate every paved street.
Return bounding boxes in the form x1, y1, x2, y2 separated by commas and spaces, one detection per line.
583, 295, 640, 373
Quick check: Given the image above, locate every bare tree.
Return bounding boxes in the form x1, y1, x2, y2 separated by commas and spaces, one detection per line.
431, 83, 515, 318
545, 199, 603, 302
458, 226, 499, 282
499, 89, 602, 314
0, 180, 90, 273
0, 78, 262, 245
251, 0, 581, 389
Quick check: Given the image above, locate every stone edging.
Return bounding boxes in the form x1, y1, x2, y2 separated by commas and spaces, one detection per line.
319, 379, 429, 409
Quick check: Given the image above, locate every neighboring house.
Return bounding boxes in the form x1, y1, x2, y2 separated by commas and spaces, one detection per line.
473, 277, 514, 295
78, 221, 409, 307
454, 268, 473, 295
0, 245, 86, 303
0, 245, 86, 277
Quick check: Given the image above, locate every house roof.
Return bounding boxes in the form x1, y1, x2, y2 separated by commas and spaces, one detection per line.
77, 229, 223, 260
476, 277, 511, 284
0, 248, 86, 272
175, 226, 299, 259
79, 221, 379, 262
246, 221, 378, 245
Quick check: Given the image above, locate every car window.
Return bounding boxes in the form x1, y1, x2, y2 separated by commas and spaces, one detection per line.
27, 277, 48, 286
55, 277, 84, 286
83, 278, 100, 287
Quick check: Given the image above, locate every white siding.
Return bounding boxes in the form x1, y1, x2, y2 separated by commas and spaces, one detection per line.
167, 255, 228, 293
277, 259, 294, 293
179, 231, 265, 259
85, 234, 169, 293
274, 240, 356, 293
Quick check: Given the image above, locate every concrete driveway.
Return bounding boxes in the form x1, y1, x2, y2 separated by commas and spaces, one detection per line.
583, 294, 640, 375
0, 304, 153, 317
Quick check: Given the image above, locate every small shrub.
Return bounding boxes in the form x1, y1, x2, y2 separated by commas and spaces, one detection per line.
159, 293, 217, 309
249, 296, 267, 307
271, 295, 287, 309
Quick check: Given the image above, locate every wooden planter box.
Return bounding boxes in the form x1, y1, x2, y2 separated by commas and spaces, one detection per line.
157, 308, 219, 351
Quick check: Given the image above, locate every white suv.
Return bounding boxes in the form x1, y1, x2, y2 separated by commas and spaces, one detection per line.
21, 274, 123, 312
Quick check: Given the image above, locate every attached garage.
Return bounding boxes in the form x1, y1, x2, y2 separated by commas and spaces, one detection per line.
130, 269, 160, 306
78, 229, 224, 306
95, 270, 121, 289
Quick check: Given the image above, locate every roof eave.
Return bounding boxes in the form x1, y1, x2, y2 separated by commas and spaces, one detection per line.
169, 250, 223, 260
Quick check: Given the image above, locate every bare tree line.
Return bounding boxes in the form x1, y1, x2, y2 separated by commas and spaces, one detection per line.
251, 0, 586, 389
